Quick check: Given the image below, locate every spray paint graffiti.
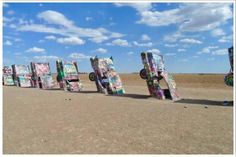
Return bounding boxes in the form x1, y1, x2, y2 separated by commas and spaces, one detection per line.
89, 56, 125, 94
2, 66, 14, 86
225, 46, 233, 87
12, 65, 32, 87
140, 52, 180, 101
56, 60, 83, 92
31, 62, 55, 89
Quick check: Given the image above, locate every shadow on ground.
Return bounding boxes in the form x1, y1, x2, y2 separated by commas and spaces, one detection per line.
79, 90, 99, 94
109, 93, 151, 99
47, 88, 61, 91
176, 98, 233, 107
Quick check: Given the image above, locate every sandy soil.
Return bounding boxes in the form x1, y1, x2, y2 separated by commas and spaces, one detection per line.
3, 74, 233, 154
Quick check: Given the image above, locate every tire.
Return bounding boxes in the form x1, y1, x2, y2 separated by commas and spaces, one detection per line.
89, 72, 96, 81
140, 69, 147, 79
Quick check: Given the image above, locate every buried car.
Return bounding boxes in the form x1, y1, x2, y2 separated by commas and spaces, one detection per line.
140, 52, 180, 101
12, 64, 33, 87
224, 46, 233, 87
2, 66, 14, 86
56, 60, 83, 92
89, 56, 125, 95
30, 62, 55, 89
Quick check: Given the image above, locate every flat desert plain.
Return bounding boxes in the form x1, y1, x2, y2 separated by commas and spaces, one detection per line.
3, 74, 233, 154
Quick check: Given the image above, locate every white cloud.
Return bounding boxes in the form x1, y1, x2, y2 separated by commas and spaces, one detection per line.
198, 48, 210, 54
45, 35, 56, 40
57, 37, 85, 45
218, 35, 233, 43
33, 55, 59, 61
114, 3, 152, 12
7, 10, 15, 15
110, 32, 124, 38
179, 38, 202, 44
37, 10, 73, 27
165, 53, 176, 56
39, 40, 45, 43
3, 17, 15, 27
192, 55, 199, 58
137, 8, 181, 27
164, 44, 178, 47
14, 38, 22, 42
141, 34, 151, 41
164, 31, 184, 43
9, 24, 16, 28
18, 18, 28, 25
111, 39, 130, 47
178, 49, 186, 52
179, 4, 232, 32
197, 46, 218, 54
26, 47, 45, 53
4, 40, 12, 46
128, 51, 134, 55
39, 4, 43, 7
17, 10, 125, 44
147, 48, 160, 54
89, 36, 109, 43
120, 3, 232, 32
95, 48, 107, 54
211, 28, 225, 37
68, 53, 91, 59
3, 17, 14, 23
18, 24, 62, 34
208, 46, 219, 49
212, 49, 228, 55
85, 17, 93, 21
133, 41, 153, 47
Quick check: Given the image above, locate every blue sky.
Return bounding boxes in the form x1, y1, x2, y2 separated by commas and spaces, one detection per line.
3, 3, 234, 73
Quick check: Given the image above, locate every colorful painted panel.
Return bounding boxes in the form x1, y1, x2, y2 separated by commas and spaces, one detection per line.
30, 62, 54, 89
14, 65, 31, 75
161, 72, 180, 101
41, 75, 54, 89
64, 63, 78, 77
98, 58, 115, 73
141, 52, 165, 99
66, 81, 83, 92
90, 57, 125, 94
106, 70, 124, 94
56, 60, 83, 92
18, 76, 32, 87
140, 52, 180, 101
148, 53, 165, 72
3, 76, 14, 86
3, 66, 14, 86
11, 65, 33, 87
3, 66, 13, 75
35, 63, 51, 76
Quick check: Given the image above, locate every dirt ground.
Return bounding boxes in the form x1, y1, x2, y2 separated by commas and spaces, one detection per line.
3, 74, 234, 154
